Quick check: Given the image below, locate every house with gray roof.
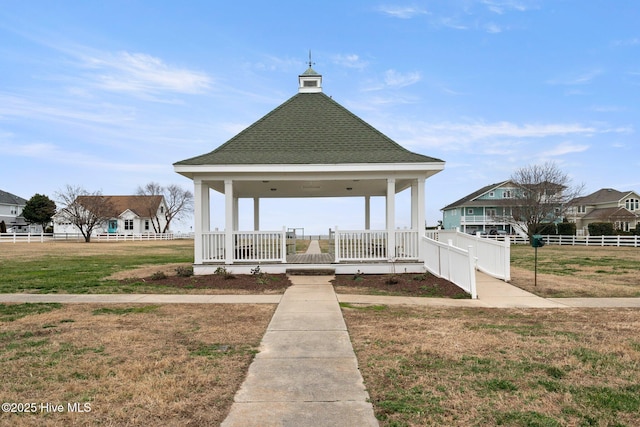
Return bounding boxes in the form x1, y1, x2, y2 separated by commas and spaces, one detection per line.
174, 66, 445, 274
0, 189, 29, 232
441, 180, 525, 235
567, 188, 640, 234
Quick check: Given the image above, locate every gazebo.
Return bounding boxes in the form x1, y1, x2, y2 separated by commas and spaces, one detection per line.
174, 67, 445, 274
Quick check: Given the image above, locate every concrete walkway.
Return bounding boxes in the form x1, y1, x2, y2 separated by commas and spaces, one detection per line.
221, 275, 378, 427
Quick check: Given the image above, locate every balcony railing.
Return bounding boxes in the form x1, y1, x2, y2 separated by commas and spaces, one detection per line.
460, 215, 510, 224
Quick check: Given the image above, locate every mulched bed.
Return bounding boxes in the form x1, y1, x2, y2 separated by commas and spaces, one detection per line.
122, 271, 469, 298
332, 272, 470, 298
122, 273, 291, 293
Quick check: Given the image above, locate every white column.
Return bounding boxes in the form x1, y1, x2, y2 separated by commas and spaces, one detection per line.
386, 178, 396, 259
416, 178, 425, 260
224, 180, 234, 264
193, 179, 209, 265
233, 197, 239, 231
411, 182, 418, 229
364, 196, 371, 230
253, 197, 260, 231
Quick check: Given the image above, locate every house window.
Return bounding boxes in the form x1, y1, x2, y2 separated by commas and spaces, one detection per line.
625, 198, 639, 211
577, 205, 586, 214
503, 190, 512, 198
124, 220, 133, 230
467, 209, 474, 215
10, 206, 17, 215
489, 192, 495, 198
486, 209, 497, 217
144, 220, 150, 231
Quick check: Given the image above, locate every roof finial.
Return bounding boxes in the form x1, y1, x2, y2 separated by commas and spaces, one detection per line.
307, 50, 315, 68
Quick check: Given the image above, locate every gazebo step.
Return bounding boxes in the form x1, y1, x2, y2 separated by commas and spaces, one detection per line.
286, 268, 336, 276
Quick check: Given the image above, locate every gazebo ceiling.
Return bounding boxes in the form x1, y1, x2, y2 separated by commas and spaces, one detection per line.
204, 176, 419, 198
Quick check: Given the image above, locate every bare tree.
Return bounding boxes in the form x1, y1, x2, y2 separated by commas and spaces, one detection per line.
136, 182, 193, 233
56, 185, 115, 242
509, 161, 584, 238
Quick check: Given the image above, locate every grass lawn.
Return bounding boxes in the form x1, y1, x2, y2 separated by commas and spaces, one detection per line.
0, 302, 274, 426
344, 305, 640, 427
510, 245, 640, 297
2, 240, 640, 425
0, 241, 194, 294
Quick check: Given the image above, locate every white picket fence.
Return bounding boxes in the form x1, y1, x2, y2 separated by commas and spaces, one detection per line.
478, 234, 640, 247
0, 232, 179, 243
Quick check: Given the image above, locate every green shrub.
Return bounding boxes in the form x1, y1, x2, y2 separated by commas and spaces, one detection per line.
150, 271, 167, 280
557, 221, 576, 236
213, 266, 234, 279
588, 222, 614, 236
175, 266, 194, 277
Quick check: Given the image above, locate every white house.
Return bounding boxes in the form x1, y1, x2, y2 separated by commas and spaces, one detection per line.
54, 195, 170, 236
0, 189, 30, 232
173, 66, 445, 274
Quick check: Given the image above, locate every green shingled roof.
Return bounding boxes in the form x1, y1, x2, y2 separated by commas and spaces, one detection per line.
174, 92, 443, 166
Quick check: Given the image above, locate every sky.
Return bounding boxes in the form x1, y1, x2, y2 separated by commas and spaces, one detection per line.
1, 1, 639, 234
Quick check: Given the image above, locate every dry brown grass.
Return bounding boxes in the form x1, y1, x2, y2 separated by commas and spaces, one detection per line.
344, 305, 640, 426
0, 240, 190, 261
510, 245, 640, 297
0, 303, 274, 426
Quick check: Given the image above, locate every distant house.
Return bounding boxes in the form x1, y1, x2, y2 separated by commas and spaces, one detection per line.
567, 188, 640, 234
54, 195, 169, 235
0, 189, 30, 232
441, 181, 523, 235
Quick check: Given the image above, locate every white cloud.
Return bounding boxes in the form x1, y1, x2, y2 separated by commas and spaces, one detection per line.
612, 37, 640, 47
332, 54, 369, 69
383, 69, 421, 88
377, 5, 429, 19
372, 119, 625, 152
539, 142, 590, 157
437, 17, 469, 30
481, 0, 531, 14
82, 51, 212, 96
547, 69, 603, 85
485, 22, 503, 33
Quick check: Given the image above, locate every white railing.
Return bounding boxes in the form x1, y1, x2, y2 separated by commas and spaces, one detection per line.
334, 229, 420, 262
422, 235, 477, 298
202, 232, 225, 261
233, 231, 285, 262
460, 215, 508, 224
335, 230, 388, 261
201, 230, 286, 263
439, 231, 510, 281
426, 230, 511, 282
395, 229, 420, 260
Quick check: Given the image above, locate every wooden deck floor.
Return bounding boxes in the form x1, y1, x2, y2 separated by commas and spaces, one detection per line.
286, 253, 334, 264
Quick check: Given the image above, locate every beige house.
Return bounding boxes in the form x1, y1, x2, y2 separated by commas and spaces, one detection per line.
568, 188, 640, 234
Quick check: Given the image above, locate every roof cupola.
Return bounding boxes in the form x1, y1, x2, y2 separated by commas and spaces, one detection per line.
298, 52, 322, 93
